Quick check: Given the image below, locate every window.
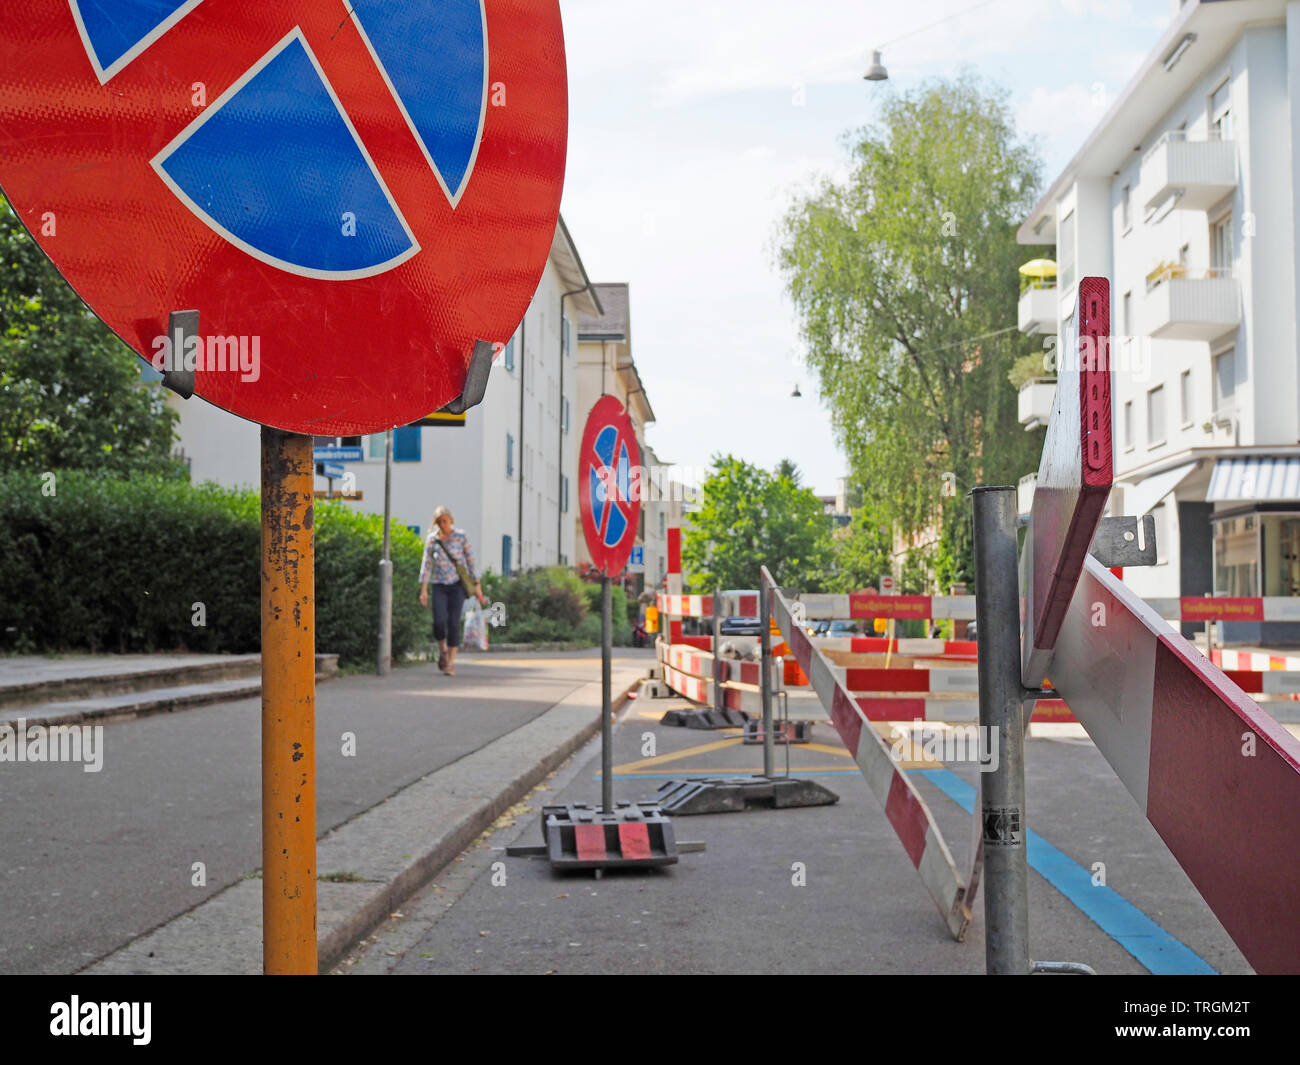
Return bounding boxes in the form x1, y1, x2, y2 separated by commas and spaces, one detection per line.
1210, 79, 1232, 140
1213, 348, 1236, 413
1147, 385, 1165, 446
504, 337, 515, 372
1214, 514, 1258, 596
392, 425, 421, 462
561, 474, 569, 513
1059, 209, 1076, 290
1121, 185, 1131, 232
562, 317, 572, 356
367, 433, 387, 460
659, 510, 666, 538
562, 397, 570, 433
1122, 291, 1132, 337
502, 535, 512, 577
1123, 400, 1133, 449
506, 432, 514, 477
1210, 212, 1232, 276
1180, 369, 1192, 426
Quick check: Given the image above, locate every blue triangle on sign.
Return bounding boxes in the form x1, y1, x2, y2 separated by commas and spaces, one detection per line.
349, 0, 487, 204
73, 0, 195, 76
589, 467, 605, 531
605, 503, 627, 548
594, 426, 617, 467
156, 35, 415, 276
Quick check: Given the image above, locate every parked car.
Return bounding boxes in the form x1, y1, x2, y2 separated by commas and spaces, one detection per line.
825, 620, 861, 638
719, 616, 764, 636
808, 619, 831, 638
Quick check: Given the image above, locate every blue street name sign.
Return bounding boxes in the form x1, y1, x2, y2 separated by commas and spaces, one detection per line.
313, 446, 363, 463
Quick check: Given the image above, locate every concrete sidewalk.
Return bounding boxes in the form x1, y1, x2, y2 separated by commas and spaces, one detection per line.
83, 661, 645, 974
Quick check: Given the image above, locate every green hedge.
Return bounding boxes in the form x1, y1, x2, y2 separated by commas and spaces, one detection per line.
0, 471, 425, 666
480, 566, 631, 646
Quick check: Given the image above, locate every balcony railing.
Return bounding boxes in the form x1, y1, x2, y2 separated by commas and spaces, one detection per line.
1139, 129, 1237, 213
1144, 267, 1239, 341
1018, 378, 1056, 431
1017, 281, 1057, 336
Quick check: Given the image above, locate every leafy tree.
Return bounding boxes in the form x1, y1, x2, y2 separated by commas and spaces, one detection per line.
682, 454, 831, 592
0, 195, 180, 475
776, 72, 1048, 587
821, 503, 892, 594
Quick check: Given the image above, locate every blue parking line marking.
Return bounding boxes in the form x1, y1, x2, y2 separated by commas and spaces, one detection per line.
914, 768, 1217, 975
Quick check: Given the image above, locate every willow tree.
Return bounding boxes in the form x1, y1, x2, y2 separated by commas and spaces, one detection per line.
776, 73, 1048, 588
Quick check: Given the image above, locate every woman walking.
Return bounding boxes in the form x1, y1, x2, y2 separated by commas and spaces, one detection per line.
418, 507, 485, 676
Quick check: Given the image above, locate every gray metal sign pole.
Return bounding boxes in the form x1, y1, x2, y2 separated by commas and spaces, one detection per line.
377, 429, 393, 676
601, 575, 613, 813
758, 581, 775, 777
972, 486, 1030, 975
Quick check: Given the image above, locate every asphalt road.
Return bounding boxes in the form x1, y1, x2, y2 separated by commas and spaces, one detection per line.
340, 694, 1251, 975
0, 650, 651, 975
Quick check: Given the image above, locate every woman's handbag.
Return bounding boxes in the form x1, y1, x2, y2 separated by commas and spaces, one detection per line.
435, 536, 477, 597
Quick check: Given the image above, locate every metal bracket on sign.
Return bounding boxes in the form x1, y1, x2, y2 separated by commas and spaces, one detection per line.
160, 309, 198, 399
1089, 514, 1157, 568
438, 340, 495, 415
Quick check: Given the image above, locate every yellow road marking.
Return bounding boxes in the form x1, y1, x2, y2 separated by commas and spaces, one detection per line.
611, 736, 746, 772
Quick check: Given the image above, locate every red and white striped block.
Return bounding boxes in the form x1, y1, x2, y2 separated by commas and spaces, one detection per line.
666, 528, 683, 597
1052, 555, 1300, 974
765, 569, 974, 940
1215, 648, 1300, 672
834, 666, 978, 693
661, 660, 765, 715
663, 662, 709, 704
658, 594, 712, 618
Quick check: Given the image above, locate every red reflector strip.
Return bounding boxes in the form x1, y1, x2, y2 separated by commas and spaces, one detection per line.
617, 822, 652, 860
574, 824, 606, 861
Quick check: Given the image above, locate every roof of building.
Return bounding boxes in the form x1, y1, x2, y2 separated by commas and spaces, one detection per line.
1019, 0, 1286, 243
577, 283, 630, 341
550, 216, 603, 317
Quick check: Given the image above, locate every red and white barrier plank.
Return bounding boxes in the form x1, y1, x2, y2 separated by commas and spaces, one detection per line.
764, 567, 976, 940
1052, 555, 1300, 974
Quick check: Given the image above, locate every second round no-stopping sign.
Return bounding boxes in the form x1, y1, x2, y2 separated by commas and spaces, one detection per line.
578, 395, 642, 576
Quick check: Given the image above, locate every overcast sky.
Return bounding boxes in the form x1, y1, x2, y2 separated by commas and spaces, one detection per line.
556, 0, 1173, 496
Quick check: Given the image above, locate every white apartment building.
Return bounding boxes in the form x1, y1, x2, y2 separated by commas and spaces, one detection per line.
160, 216, 601, 579
1018, 0, 1300, 645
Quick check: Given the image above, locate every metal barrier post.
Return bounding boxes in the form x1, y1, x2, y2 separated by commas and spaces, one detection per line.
758, 581, 775, 777
972, 485, 1029, 975
712, 585, 722, 712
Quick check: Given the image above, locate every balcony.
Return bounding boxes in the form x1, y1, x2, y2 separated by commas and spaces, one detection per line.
1140, 130, 1236, 213
1018, 378, 1055, 431
1018, 282, 1057, 335
1144, 266, 1239, 341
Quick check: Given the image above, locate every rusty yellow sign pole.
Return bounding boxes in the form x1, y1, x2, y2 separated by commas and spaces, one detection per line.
260, 427, 317, 974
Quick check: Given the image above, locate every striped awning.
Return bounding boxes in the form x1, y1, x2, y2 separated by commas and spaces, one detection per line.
1206, 457, 1300, 501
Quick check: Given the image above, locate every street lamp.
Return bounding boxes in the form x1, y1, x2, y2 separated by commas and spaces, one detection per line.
863, 50, 888, 82
791, 382, 803, 398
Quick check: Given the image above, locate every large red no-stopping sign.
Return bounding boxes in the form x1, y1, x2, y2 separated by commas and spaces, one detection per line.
578, 395, 642, 577
0, 1, 567, 435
